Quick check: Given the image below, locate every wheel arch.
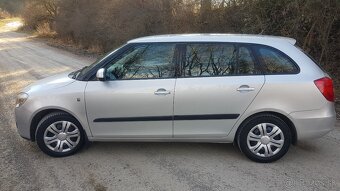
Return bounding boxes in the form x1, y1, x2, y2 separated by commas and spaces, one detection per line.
30, 108, 88, 141
234, 111, 297, 145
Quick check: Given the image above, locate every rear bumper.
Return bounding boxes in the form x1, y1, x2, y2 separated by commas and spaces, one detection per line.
290, 104, 336, 140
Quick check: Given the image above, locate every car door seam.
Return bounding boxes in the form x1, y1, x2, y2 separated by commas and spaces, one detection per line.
172, 78, 177, 138
83, 82, 94, 137
227, 75, 266, 136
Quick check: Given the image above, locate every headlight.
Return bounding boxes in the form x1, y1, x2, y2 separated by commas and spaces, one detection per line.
16, 93, 29, 108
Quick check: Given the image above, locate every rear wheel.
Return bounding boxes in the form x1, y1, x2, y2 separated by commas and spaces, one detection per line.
36, 112, 85, 157
237, 114, 291, 163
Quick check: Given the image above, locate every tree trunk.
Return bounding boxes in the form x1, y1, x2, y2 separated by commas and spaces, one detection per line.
200, 0, 211, 32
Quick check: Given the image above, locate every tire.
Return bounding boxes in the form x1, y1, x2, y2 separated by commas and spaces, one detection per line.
237, 114, 291, 163
36, 112, 85, 157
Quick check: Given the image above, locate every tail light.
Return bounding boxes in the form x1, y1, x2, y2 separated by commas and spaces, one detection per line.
314, 77, 335, 102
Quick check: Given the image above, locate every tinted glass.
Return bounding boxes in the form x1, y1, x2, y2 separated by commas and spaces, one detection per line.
76, 45, 125, 80
183, 43, 258, 77
295, 45, 326, 73
257, 46, 298, 74
238, 46, 256, 74
105, 44, 176, 80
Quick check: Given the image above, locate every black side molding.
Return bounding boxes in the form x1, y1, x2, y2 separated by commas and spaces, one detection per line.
94, 116, 172, 122
93, 114, 239, 122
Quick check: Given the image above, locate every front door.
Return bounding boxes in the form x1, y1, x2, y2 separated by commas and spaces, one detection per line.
85, 43, 177, 138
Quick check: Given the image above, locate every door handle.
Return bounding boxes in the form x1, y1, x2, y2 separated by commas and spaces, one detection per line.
237, 85, 255, 92
154, 88, 171, 95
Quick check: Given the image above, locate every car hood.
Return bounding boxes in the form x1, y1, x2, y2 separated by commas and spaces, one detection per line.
22, 72, 76, 93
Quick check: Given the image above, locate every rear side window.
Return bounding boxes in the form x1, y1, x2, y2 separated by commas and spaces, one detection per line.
182, 43, 259, 77
256, 46, 299, 74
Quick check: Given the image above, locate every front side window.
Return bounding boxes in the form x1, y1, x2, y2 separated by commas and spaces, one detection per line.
256, 46, 298, 74
105, 43, 176, 80
182, 43, 258, 77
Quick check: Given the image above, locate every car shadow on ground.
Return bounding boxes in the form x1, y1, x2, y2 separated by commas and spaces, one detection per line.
84, 141, 243, 158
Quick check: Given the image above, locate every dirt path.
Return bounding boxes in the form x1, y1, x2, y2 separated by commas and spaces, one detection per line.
0, 27, 339, 191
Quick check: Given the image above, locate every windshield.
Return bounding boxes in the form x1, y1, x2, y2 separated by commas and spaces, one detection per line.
71, 45, 125, 79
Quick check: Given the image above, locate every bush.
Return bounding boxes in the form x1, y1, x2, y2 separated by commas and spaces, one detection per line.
21, 3, 49, 30
36, 22, 56, 37
21, 0, 339, 81
0, 8, 10, 19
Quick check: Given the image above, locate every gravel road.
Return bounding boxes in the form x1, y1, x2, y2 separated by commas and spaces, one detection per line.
0, 27, 339, 191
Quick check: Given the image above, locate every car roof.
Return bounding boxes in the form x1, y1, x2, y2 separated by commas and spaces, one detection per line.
128, 34, 296, 45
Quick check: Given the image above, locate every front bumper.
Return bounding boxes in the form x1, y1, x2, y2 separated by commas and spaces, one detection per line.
15, 105, 33, 140
290, 104, 336, 140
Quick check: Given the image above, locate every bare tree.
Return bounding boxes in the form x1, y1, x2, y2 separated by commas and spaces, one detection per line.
21, 0, 340, 85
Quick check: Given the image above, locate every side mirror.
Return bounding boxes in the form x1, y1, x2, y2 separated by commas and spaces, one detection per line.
96, 68, 106, 81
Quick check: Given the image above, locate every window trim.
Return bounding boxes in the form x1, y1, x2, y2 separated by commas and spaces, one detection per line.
82, 42, 300, 81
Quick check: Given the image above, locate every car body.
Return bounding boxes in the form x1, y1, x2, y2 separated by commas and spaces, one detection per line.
15, 34, 336, 162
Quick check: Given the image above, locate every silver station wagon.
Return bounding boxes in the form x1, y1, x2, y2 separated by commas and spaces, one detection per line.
15, 34, 336, 162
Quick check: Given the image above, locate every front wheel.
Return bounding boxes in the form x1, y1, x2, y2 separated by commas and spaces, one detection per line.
237, 114, 291, 163
36, 112, 85, 157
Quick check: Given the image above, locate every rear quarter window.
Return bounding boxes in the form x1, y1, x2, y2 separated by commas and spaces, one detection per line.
256, 46, 299, 74
295, 45, 327, 73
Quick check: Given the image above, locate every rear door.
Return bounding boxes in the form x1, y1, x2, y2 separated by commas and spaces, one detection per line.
173, 43, 265, 138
